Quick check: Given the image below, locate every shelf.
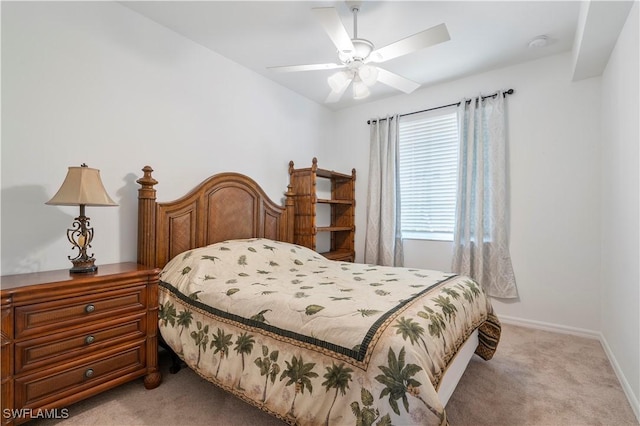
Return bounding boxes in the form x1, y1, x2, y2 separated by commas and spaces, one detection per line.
317, 226, 352, 232
320, 250, 354, 261
315, 168, 352, 180
317, 198, 353, 205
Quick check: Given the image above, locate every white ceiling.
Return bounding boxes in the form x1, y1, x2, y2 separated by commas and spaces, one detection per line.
119, 1, 625, 110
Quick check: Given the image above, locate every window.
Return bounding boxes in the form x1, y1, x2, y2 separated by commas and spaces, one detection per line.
398, 108, 459, 241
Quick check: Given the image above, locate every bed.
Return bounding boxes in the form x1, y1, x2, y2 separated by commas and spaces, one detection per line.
136, 166, 500, 426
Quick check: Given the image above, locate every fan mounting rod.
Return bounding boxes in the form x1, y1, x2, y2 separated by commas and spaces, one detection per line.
345, 1, 364, 39
351, 3, 359, 38
339, 1, 374, 63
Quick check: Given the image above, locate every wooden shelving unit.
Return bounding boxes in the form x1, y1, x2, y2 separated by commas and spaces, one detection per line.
288, 158, 355, 262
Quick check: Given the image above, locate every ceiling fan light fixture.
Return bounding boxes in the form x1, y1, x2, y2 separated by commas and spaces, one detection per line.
272, 5, 450, 104
358, 65, 379, 86
352, 79, 370, 100
328, 71, 351, 92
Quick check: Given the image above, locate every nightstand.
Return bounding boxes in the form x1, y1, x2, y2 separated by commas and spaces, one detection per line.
0, 263, 162, 425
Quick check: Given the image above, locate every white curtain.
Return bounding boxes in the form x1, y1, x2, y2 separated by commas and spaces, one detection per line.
452, 93, 518, 298
365, 116, 404, 266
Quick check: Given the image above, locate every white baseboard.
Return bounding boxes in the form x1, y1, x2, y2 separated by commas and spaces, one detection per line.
499, 314, 640, 423
599, 333, 640, 423
498, 314, 600, 339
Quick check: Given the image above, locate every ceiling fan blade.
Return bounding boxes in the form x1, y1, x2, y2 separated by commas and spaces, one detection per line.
369, 23, 450, 63
325, 77, 353, 103
312, 7, 355, 54
375, 68, 421, 94
268, 63, 345, 73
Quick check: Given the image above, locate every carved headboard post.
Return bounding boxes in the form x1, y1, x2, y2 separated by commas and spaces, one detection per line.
284, 184, 295, 243
137, 166, 158, 267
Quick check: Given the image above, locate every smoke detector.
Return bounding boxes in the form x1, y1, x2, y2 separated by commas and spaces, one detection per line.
528, 35, 549, 48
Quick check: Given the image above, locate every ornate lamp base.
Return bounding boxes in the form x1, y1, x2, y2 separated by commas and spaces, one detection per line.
70, 257, 98, 273
66, 207, 99, 274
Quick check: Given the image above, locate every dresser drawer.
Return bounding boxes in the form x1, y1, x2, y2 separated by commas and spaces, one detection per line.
15, 313, 147, 374
14, 342, 146, 409
14, 285, 147, 339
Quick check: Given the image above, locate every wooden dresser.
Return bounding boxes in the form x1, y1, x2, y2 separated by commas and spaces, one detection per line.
0, 263, 161, 425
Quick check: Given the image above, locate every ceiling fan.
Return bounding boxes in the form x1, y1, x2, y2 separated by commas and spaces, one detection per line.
267, 2, 450, 103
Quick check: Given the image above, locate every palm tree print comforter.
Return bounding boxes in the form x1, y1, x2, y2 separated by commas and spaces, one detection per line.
158, 238, 500, 425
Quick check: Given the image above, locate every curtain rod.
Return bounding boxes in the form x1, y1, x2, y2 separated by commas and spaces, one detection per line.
367, 88, 514, 125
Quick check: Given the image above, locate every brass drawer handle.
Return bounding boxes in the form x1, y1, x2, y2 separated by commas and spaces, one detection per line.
84, 368, 94, 378
85, 335, 95, 345
84, 304, 95, 313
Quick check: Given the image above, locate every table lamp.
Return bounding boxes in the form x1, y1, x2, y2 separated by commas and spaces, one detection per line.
46, 164, 118, 273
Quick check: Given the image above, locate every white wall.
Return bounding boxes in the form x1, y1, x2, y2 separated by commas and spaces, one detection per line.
600, 2, 639, 415
1, 1, 334, 274
332, 52, 603, 333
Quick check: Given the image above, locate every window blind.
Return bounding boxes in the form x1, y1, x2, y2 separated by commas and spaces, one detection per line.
398, 109, 459, 240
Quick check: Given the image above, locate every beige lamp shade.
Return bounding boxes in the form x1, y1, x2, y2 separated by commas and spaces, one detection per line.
46, 165, 118, 206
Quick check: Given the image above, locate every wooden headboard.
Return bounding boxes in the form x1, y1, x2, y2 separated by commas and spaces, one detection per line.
137, 166, 295, 269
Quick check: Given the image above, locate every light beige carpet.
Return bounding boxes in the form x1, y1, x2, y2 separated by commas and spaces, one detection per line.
32, 324, 638, 426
